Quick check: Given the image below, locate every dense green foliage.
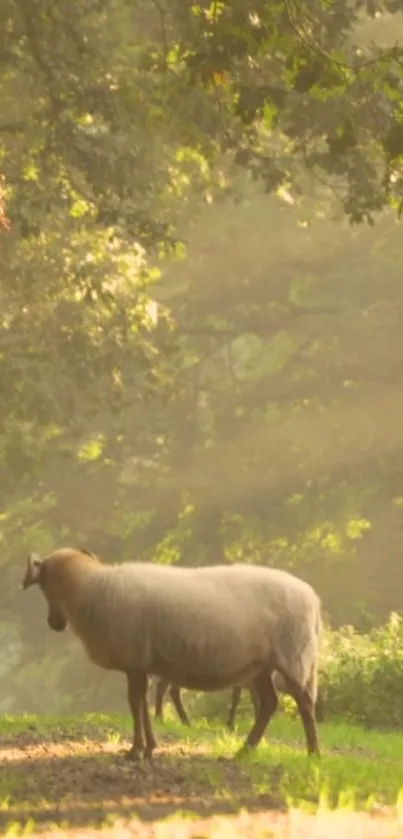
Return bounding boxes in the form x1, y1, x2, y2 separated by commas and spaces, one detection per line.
320, 613, 403, 729
2, 0, 403, 714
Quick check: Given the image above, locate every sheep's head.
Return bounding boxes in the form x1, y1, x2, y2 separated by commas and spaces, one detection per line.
22, 553, 42, 589
22, 552, 67, 632
23, 546, 99, 632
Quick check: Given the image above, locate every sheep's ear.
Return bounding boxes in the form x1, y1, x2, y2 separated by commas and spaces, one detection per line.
22, 553, 43, 589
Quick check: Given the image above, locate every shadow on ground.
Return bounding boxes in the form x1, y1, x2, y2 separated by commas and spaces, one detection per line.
0, 727, 286, 832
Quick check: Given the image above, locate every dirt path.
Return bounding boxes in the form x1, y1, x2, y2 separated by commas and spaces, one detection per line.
1, 727, 282, 829
1, 727, 401, 838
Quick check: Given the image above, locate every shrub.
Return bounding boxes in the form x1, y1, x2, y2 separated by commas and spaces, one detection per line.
321, 612, 403, 729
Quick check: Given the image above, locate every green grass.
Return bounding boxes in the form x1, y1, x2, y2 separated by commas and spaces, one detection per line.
1, 710, 403, 834
152, 712, 403, 808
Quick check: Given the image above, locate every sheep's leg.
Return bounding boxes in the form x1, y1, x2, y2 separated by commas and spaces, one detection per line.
305, 661, 325, 722
226, 686, 242, 730
280, 673, 320, 757
126, 670, 148, 761
142, 694, 158, 759
250, 685, 260, 721
155, 678, 168, 721
315, 688, 325, 723
169, 684, 190, 725
236, 670, 278, 756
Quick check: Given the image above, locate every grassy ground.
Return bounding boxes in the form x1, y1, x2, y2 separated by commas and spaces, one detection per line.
1, 711, 403, 837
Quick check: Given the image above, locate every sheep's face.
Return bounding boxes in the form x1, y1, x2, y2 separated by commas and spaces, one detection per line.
22, 553, 67, 632
47, 603, 67, 632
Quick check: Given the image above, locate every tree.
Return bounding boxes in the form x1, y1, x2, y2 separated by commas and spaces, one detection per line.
3, 0, 403, 711
4, 0, 403, 242
163, 0, 403, 222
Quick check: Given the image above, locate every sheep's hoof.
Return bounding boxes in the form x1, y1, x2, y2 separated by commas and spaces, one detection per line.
124, 746, 144, 762
148, 742, 158, 752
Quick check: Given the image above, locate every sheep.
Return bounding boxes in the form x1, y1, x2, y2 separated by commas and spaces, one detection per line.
152, 677, 259, 728
226, 684, 260, 730
153, 673, 321, 730
153, 677, 191, 726
22, 547, 322, 761
226, 674, 326, 728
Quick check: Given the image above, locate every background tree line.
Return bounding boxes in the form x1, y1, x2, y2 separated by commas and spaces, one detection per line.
2, 0, 403, 714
